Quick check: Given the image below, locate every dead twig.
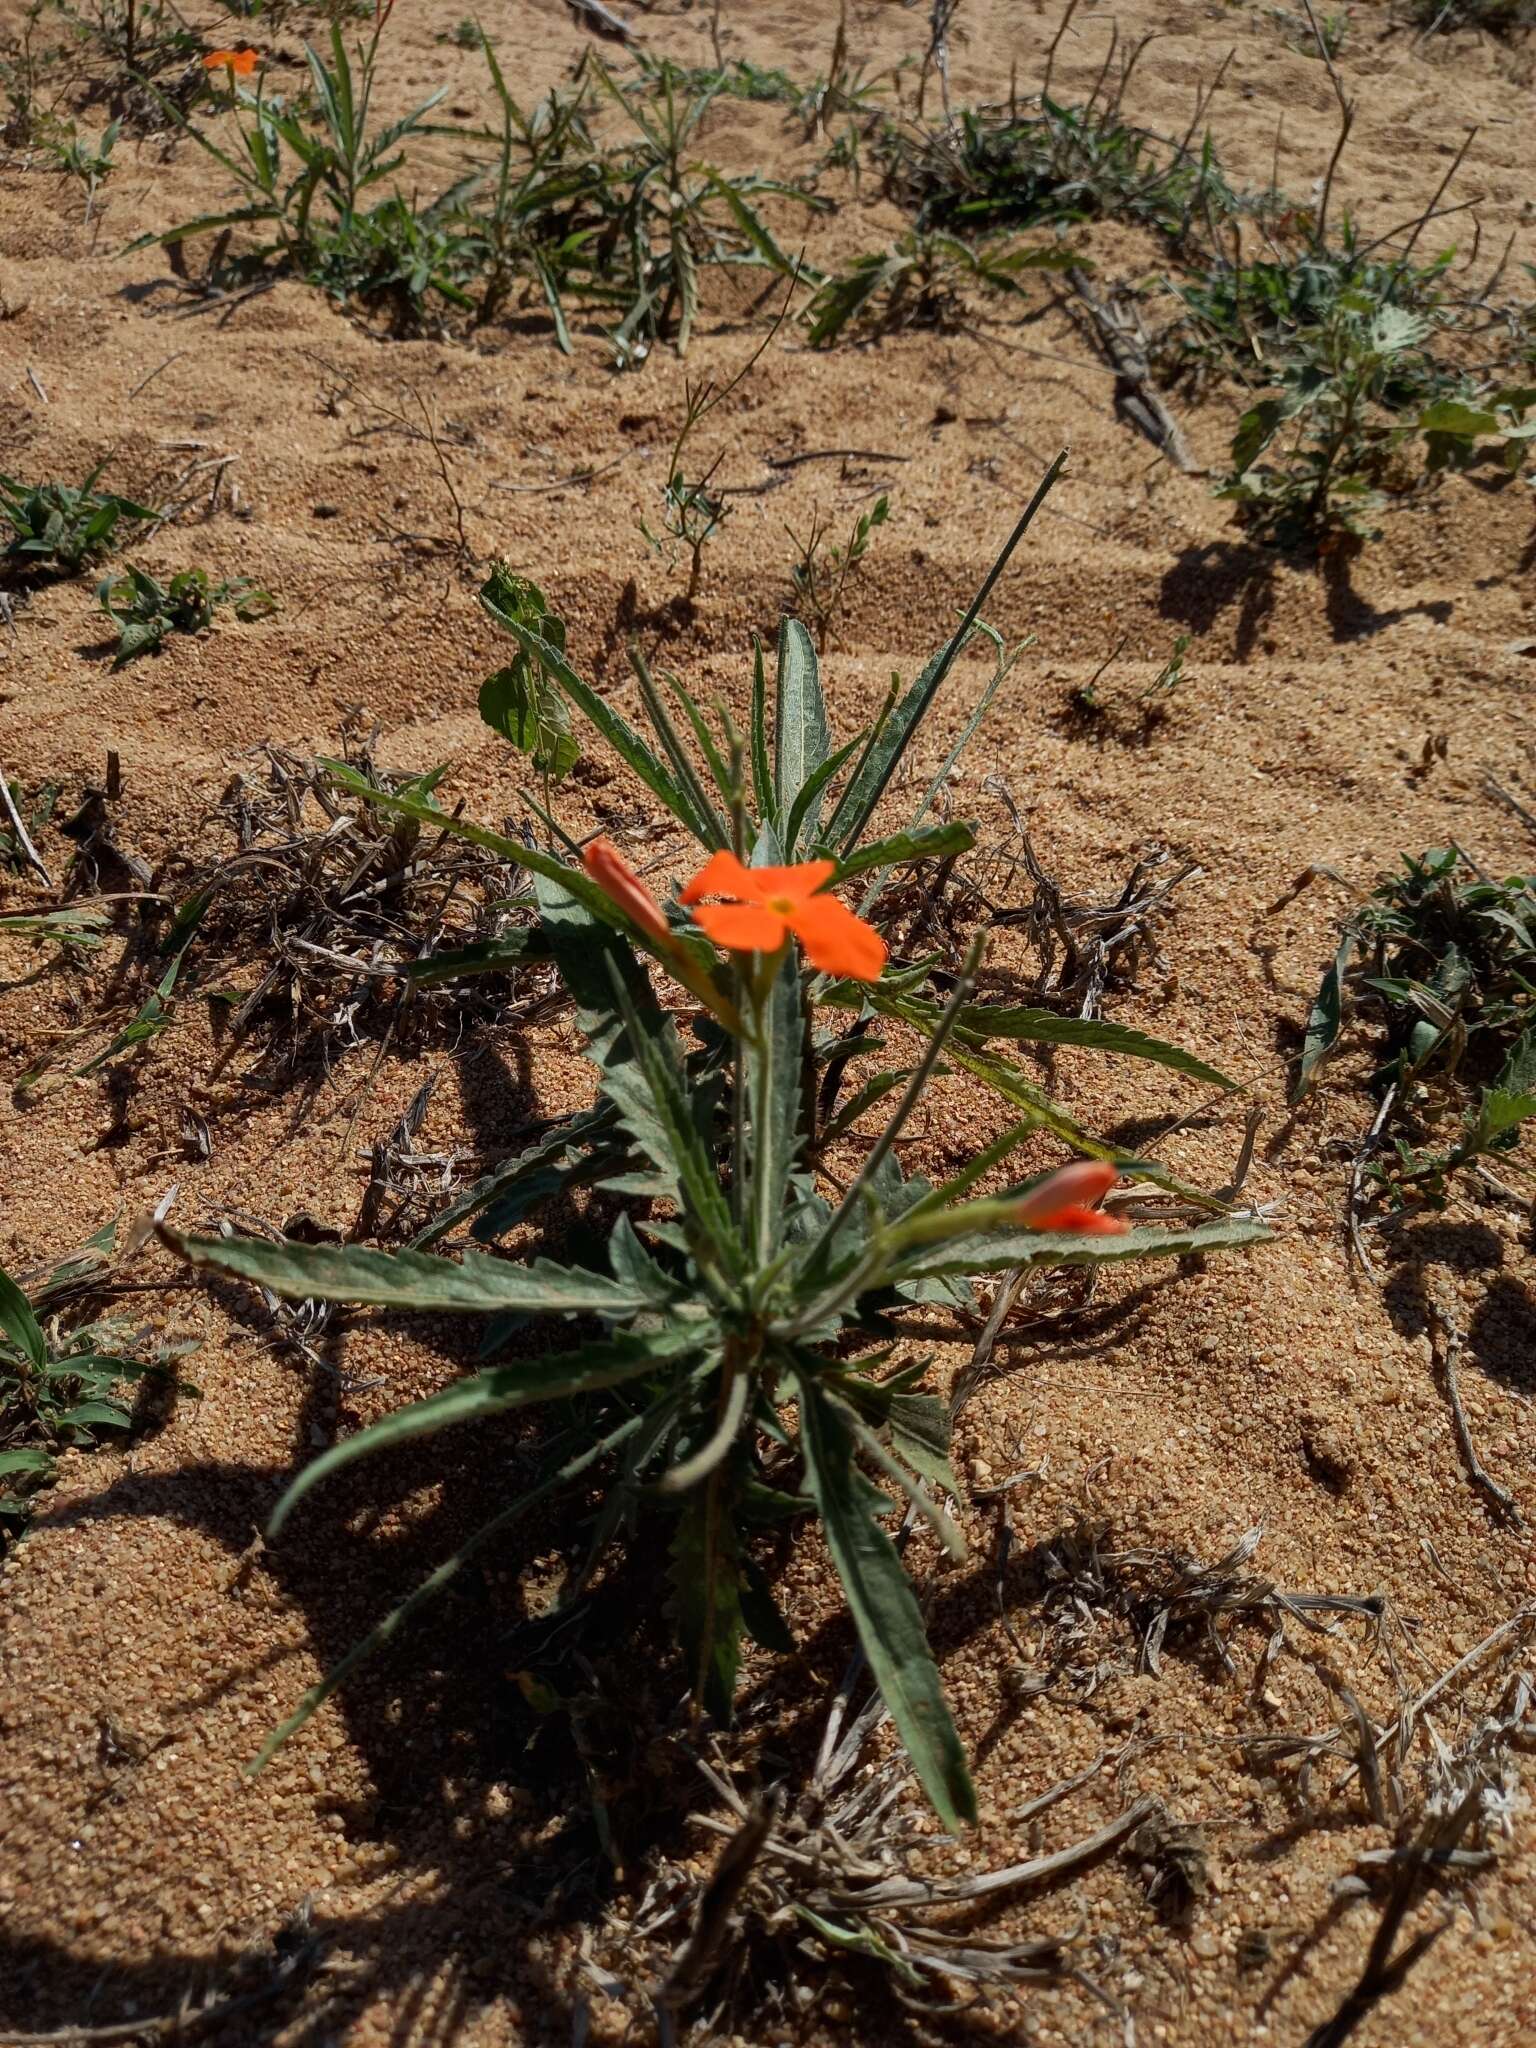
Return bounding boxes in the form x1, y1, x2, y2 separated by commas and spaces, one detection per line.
1431, 1304, 1522, 1525
0, 764, 52, 883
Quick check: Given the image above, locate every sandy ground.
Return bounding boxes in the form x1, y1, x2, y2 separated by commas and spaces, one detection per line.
2, 1, 1536, 2043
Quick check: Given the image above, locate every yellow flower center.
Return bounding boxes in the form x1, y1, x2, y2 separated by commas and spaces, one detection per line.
766, 895, 796, 916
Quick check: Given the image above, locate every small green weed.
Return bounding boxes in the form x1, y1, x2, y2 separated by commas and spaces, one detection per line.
1, 1228, 196, 1546
1, 466, 156, 576
96, 563, 276, 666
53, 0, 201, 79
785, 492, 889, 650
0, 6, 72, 150
1295, 847, 1536, 1203
640, 295, 787, 602
879, 97, 1241, 252
1401, 0, 1536, 29
1215, 293, 1532, 548
582, 59, 818, 367
803, 229, 1072, 344
133, 34, 817, 353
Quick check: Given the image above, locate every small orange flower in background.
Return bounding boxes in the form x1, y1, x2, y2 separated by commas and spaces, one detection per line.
681, 851, 887, 982
203, 47, 259, 76
581, 836, 673, 946
1011, 1160, 1127, 1236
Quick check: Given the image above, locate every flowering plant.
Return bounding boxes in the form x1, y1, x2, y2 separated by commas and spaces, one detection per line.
168, 477, 1266, 1821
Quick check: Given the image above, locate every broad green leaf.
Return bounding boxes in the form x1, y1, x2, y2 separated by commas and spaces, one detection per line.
1418, 398, 1499, 439
537, 877, 704, 1219
1469, 1088, 1536, 1149
774, 617, 831, 833
0, 1260, 46, 1371
165, 1229, 664, 1318
0, 1447, 55, 1478
1231, 397, 1288, 473
794, 1369, 976, 1830
479, 663, 579, 781
54, 1399, 133, 1432
1293, 935, 1353, 1103
268, 1323, 704, 1537
893, 1213, 1271, 1284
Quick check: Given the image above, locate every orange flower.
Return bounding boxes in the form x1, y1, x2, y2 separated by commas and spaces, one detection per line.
581, 836, 673, 946
203, 47, 259, 75
681, 850, 887, 982
1010, 1160, 1127, 1235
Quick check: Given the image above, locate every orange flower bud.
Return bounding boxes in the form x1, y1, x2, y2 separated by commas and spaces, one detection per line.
1011, 1160, 1126, 1234
581, 837, 672, 945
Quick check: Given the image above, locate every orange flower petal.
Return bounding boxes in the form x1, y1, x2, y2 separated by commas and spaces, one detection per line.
680, 848, 757, 906
232, 48, 259, 73
1011, 1160, 1119, 1227
742, 858, 837, 906
690, 900, 788, 954
784, 893, 887, 981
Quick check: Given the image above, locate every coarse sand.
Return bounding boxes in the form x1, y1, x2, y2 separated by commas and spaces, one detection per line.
2, 2, 1535, 2043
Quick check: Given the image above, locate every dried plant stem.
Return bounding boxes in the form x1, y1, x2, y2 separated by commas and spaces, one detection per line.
1431, 1305, 1522, 1524
0, 764, 51, 883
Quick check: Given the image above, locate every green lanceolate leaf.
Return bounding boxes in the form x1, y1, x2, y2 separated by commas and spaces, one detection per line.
887, 1390, 962, 1499
269, 1323, 706, 1538
0, 1259, 46, 1371
794, 1368, 976, 1829
833, 821, 976, 880
319, 761, 639, 941
606, 963, 741, 1278
669, 1486, 744, 1721
165, 1229, 665, 1318
538, 876, 710, 1224
1293, 934, 1354, 1103
893, 1213, 1271, 1284
773, 617, 831, 833
784, 733, 863, 861
479, 571, 707, 837
749, 636, 774, 822
954, 1003, 1230, 1086
408, 1104, 618, 1249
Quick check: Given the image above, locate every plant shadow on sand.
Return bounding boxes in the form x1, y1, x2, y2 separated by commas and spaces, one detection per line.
2, 1257, 1053, 2047
1158, 540, 1453, 656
